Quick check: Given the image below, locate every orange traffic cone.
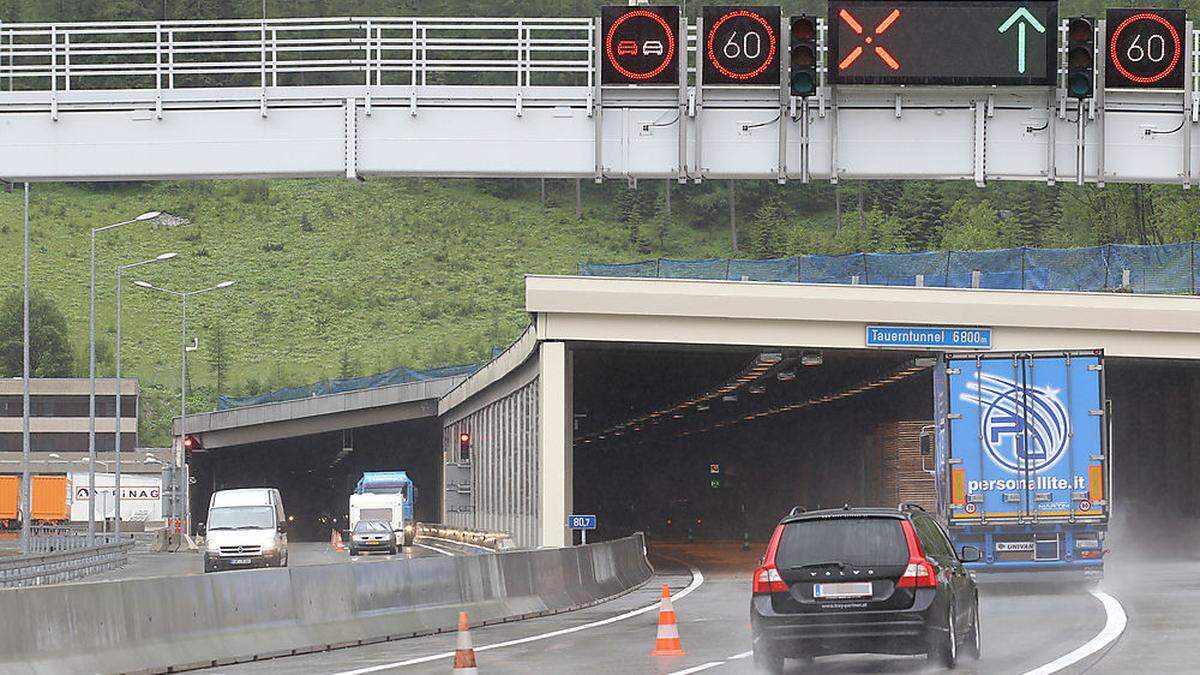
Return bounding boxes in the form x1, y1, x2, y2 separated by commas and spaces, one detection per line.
331, 529, 346, 553
650, 584, 686, 656
452, 611, 478, 673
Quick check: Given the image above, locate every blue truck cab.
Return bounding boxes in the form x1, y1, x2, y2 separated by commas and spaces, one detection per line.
932, 351, 1109, 583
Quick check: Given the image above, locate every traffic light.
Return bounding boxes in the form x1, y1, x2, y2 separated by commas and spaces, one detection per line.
1066, 17, 1094, 99
458, 431, 471, 461
789, 15, 818, 97
183, 434, 202, 452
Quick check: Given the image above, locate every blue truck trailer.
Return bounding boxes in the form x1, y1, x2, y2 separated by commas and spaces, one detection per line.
932, 351, 1109, 582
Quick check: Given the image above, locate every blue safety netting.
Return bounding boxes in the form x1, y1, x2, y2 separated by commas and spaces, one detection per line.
578, 243, 1200, 295
217, 363, 481, 410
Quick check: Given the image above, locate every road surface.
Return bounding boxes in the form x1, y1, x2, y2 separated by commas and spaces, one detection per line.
201, 540, 1175, 675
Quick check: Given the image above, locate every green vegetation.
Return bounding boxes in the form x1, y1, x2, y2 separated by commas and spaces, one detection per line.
3, 1, 1200, 446
0, 288, 73, 377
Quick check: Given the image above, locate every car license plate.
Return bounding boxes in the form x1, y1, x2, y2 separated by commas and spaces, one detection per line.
813, 582, 873, 599
230, 558, 253, 565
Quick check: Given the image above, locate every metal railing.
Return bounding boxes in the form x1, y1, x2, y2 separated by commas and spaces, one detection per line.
416, 522, 515, 551
0, 538, 134, 588
25, 526, 127, 554
0, 17, 596, 92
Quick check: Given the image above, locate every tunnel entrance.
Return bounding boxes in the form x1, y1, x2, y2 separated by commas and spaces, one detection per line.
188, 417, 442, 541
572, 347, 1200, 558
571, 345, 934, 544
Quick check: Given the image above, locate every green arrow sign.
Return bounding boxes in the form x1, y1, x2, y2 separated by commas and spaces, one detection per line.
997, 7, 1047, 74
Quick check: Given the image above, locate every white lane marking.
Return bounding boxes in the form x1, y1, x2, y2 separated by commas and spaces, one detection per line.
417, 535, 494, 552
329, 563, 704, 675
412, 541, 456, 557
1021, 590, 1127, 675
667, 662, 724, 675
728, 650, 752, 660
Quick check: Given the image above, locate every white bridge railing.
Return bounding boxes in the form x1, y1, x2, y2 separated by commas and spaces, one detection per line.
0, 17, 598, 92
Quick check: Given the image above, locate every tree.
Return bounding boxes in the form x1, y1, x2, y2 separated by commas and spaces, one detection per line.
0, 288, 74, 378
898, 182, 947, 251
206, 323, 230, 394
751, 197, 787, 258
941, 200, 1005, 250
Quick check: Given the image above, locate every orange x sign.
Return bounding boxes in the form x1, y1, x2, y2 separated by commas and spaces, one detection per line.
838, 8, 902, 71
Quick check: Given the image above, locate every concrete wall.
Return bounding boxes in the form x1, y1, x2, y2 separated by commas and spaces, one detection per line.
0, 534, 652, 675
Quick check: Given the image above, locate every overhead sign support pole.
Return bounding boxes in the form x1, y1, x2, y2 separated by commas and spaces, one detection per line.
778, 13, 789, 184
1184, 20, 1193, 189
693, 15, 704, 183
677, 12, 688, 184
593, 16, 604, 183
1097, 18, 1106, 188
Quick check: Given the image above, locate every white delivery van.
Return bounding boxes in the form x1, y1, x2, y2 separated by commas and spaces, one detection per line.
202, 488, 288, 573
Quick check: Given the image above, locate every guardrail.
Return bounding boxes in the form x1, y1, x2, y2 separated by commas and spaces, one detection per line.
0, 533, 652, 675
0, 539, 134, 589
24, 526, 126, 554
415, 522, 515, 551
0, 17, 597, 92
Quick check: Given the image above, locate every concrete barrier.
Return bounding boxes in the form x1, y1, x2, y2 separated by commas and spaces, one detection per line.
0, 534, 652, 675
0, 540, 134, 589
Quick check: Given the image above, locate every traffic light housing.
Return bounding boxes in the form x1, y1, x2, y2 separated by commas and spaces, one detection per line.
1066, 17, 1094, 99
789, 15, 818, 97
458, 431, 471, 461
183, 434, 202, 452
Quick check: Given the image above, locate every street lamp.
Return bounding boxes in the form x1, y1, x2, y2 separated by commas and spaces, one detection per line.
134, 279, 235, 536
89, 210, 161, 545
114, 252, 176, 538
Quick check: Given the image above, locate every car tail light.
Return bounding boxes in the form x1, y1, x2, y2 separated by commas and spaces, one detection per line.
1078, 549, 1104, 559
753, 566, 789, 594
897, 520, 938, 589
752, 523, 788, 595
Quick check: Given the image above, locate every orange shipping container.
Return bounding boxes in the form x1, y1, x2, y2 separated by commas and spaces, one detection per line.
31, 475, 68, 522
0, 475, 17, 522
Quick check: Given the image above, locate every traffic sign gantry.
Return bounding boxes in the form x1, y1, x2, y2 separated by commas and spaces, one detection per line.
601, 5, 680, 85
1106, 9, 1186, 90
702, 6, 781, 86
828, 1, 1057, 86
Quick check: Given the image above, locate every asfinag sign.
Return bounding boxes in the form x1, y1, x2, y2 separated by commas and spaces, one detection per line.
866, 325, 992, 349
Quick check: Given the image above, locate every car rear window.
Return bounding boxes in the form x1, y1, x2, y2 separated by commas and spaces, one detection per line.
776, 517, 909, 568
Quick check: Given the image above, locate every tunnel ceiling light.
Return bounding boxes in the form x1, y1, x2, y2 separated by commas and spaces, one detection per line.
757, 352, 783, 364
777, 371, 797, 382
748, 385, 766, 395
722, 394, 738, 402
801, 351, 824, 367
697, 403, 710, 411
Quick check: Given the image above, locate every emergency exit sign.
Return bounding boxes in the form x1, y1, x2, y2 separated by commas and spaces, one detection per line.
867, 325, 993, 349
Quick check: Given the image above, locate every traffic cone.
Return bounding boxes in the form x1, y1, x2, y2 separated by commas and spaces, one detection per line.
452, 611, 478, 673
331, 529, 346, 553
650, 584, 686, 656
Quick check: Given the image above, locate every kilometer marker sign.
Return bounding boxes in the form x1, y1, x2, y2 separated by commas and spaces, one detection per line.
997, 7, 1046, 75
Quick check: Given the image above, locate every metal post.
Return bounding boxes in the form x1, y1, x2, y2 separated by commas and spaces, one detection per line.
88, 229, 96, 545
20, 183, 30, 554
180, 294, 187, 535
114, 266, 123, 537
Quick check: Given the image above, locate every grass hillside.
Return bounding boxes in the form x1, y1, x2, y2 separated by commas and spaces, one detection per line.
0, 178, 750, 444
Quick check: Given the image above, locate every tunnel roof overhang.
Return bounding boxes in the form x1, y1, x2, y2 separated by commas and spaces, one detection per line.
175, 377, 466, 449
524, 275, 1200, 360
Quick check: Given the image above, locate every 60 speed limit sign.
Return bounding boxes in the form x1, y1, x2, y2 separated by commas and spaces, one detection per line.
702, 6, 781, 85
1106, 9, 1186, 89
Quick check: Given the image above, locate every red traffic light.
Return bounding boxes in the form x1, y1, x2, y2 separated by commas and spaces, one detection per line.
183, 434, 202, 452
1068, 17, 1093, 43
791, 16, 816, 42
459, 432, 470, 444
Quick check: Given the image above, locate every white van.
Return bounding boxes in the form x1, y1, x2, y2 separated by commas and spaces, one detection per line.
202, 488, 288, 573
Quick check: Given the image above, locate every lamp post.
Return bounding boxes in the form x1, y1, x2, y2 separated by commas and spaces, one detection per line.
90, 210, 160, 545
135, 280, 235, 536
114, 252, 176, 537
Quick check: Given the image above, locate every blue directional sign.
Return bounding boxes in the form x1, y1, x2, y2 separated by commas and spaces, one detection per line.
567, 514, 597, 530
866, 325, 992, 349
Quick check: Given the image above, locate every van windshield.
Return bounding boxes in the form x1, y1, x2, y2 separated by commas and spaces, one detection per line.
776, 517, 908, 568
208, 506, 276, 530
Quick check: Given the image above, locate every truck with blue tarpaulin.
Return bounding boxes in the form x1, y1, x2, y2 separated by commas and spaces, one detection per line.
932, 351, 1109, 582
352, 471, 417, 545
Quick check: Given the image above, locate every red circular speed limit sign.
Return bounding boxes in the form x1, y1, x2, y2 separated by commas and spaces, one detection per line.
703, 7, 781, 84
601, 6, 679, 84
1106, 9, 1185, 89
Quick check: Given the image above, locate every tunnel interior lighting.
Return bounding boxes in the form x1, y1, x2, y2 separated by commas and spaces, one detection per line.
777, 370, 797, 382
801, 351, 824, 366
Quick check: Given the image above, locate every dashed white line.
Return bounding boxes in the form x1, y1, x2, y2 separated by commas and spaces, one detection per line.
1021, 590, 1127, 675
329, 564, 704, 675
416, 535, 494, 552
412, 541, 456, 557
667, 662, 724, 675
